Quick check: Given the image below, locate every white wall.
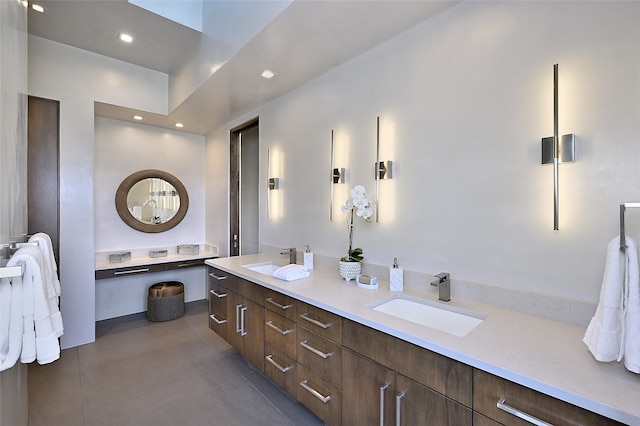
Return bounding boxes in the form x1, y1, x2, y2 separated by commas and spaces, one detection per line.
0, 1, 28, 424
28, 36, 169, 348
94, 117, 205, 251
207, 1, 640, 311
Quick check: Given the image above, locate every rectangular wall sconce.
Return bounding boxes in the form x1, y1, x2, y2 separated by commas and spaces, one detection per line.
268, 177, 279, 190
333, 168, 345, 184
375, 160, 393, 180
330, 130, 346, 221
541, 64, 576, 231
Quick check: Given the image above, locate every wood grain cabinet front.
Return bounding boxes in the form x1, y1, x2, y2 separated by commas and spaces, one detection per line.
473, 369, 624, 426
207, 277, 228, 340
226, 289, 265, 372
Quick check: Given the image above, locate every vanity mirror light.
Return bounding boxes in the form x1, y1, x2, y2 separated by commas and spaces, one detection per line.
115, 169, 189, 233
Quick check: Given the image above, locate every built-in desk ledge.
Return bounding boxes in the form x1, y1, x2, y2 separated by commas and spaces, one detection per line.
95, 244, 218, 271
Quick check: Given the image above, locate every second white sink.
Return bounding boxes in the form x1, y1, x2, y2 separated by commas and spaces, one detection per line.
368, 295, 485, 337
242, 262, 282, 276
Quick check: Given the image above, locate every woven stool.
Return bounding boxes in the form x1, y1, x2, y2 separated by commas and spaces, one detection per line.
147, 281, 184, 322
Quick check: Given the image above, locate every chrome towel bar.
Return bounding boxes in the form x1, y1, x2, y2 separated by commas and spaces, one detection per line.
620, 203, 640, 249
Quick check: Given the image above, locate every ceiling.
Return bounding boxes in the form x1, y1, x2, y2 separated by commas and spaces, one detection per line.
28, 0, 458, 135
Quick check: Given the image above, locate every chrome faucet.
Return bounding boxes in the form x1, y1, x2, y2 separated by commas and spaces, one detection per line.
280, 247, 297, 264
430, 272, 451, 302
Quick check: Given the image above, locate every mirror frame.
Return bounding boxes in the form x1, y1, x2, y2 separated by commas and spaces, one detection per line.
115, 169, 189, 233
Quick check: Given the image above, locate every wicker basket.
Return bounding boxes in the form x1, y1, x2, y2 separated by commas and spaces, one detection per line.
147, 281, 184, 322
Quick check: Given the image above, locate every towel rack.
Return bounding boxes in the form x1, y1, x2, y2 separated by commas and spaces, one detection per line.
0, 239, 36, 279
620, 203, 640, 248
0, 261, 24, 279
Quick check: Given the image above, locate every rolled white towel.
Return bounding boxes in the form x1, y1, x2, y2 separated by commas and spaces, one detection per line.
273, 264, 310, 282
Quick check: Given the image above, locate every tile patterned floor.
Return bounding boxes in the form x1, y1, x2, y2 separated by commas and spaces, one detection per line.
28, 300, 324, 426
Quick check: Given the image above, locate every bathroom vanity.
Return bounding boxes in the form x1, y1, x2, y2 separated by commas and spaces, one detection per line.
206, 254, 637, 425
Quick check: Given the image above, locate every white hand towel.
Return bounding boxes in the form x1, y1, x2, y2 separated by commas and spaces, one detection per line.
624, 238, 640, 373
29, 233, 61, 298
583, 236, 632, 362
0, 276, 24, 371
273, 264, 310, 282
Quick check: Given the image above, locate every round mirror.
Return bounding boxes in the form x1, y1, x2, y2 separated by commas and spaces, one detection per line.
115, 169, 189, 233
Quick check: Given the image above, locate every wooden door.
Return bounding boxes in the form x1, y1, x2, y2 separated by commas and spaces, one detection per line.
395, 374, 472, 426
226, 290, 244, 354
27, 96, 59, 263
342, 348, 396, 426
242, 298, 264, 372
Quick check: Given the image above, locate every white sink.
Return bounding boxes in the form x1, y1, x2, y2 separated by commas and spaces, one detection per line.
368, 295, 485, 337
242, 262, 282, 276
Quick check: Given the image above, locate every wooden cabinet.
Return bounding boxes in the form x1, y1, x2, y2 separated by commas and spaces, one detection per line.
473, 369, 623, 426
227, 289, 265, 372
295, 303, 343, 425
263, 299, 298, 396
96, 258, 210, 280
342, 346, 472, 426
207, 274, 229, 340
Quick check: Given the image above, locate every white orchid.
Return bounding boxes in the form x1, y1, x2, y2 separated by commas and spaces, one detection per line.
340, 185, 376, 262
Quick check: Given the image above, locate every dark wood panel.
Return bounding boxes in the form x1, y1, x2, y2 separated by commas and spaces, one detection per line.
342, 348, 396, 426
473, 369, 623, 426
264, 343, 297, 396
297, 364, 342, 426
297, 326, 342, 388
264, 309, 297, 359
296, 302, 342, 344
264, 288, 296, 320
94, 263, 166, 280
27, 96, 60, 266
342, 318, 472, 407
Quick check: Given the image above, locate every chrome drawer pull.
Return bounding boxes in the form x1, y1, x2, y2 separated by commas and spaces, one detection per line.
177, 262, 199, 268
265, 297, 293, 310
209, 314, 227, 325
209, 289, 227, 298
300, 340, 333, 359
395, 392, 405, 426
114, 268, 149, 275
265, 355, 292, 373
497, 398, 553, 426
235, 304, 242, 333
380, 384, 389, 426
299, 312, 333, 329
209, 272, 227, 281
266, 320, 293, 335
300, 380, 331, 403
240, 306, 248, 336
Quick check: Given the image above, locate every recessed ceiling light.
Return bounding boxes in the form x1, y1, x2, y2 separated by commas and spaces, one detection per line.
118, 33, 133, 43
31, 3, 45, 13
133, 115, 143, 121
260, 69, 276, 79
175, 123, 184, 128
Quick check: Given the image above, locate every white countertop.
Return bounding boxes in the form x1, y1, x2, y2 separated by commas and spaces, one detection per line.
207, 254, 640, 424
96, 245, 218, 270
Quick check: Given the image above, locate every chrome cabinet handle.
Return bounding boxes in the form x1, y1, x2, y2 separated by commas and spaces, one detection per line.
266, 320, 293, 335
299, 312, 332, 329
209, 272, 227, 281
380, 384, 389, 426
300, 380, 331, 403
265, 297, 293, 310
235, 304, 242, 333
114, 268, 149, 275
265, 355, 292, 373
209, 314, 227, 324
177, 262, 200, 268
209, 289, 227, 298
395, 392, 405, 426
497, 398, 553, 426
240, 306, 248, 336
300, 340, 333, 359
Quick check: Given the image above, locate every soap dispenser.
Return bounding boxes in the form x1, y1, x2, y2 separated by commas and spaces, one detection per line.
389, 257, 403, 291
304, 245, 314, 270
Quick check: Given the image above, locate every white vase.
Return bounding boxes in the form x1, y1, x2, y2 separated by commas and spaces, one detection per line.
339, 260, 361, 281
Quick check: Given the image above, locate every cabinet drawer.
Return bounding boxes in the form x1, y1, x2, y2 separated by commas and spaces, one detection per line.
264, 343, 297, 396
343, 319, 472, 407
297, 364, 341, 426
264, 310, 297, 359
297, 326, 342, 388
95, 262, 165, 279
238, 278, 265, 306
473, 369, 623, 426
208, 266, 236, 289
296, 302, 341, 344
208, 281, 228, 339
264, 288, 296, 320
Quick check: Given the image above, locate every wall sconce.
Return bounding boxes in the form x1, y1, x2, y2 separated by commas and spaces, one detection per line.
330, 130, 346, 221
267, 149, 279, 218
541, 64, 576, 230
374, 116, 393, 222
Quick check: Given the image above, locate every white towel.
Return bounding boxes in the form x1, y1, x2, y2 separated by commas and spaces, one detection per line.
29, 233, 61, 298
0, 275, 23, 372
624, 240, 640, 373
9, 246, 61, 365
273, 264, 310, 282
583, 236, 639, 367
